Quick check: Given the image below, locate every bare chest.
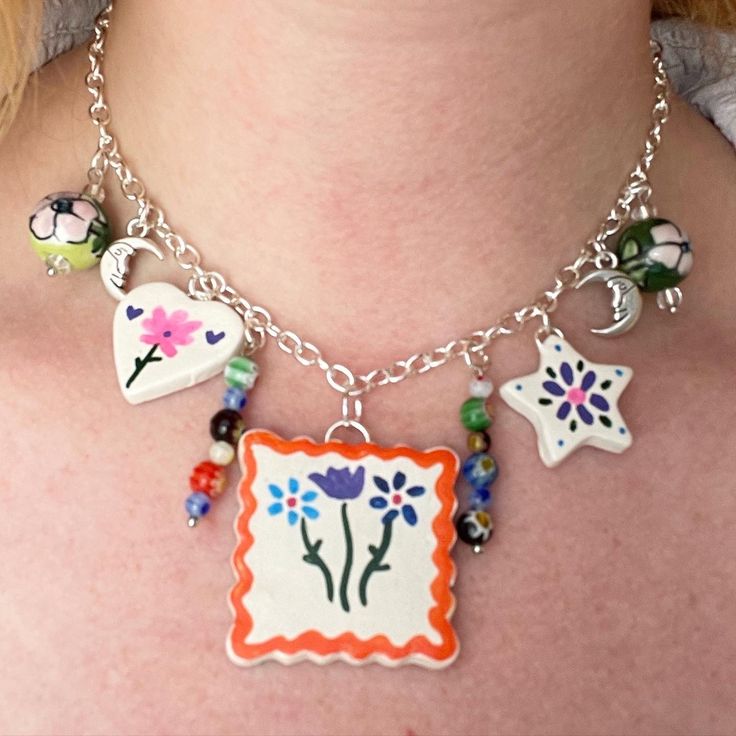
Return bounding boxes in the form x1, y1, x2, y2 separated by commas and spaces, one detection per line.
2, 295, 735, 734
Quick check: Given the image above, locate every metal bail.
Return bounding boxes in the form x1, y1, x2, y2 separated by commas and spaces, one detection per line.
463, 346, 490, 379
324, 393, 371, 443
534, 313, 565, 352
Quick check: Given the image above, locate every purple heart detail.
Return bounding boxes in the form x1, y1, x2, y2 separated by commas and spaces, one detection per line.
206, 330, 226, 345
126, 306, 144, 320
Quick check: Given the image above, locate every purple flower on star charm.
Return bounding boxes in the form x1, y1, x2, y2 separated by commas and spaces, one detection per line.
308, 466, 365, 500
539, 358, 613, 433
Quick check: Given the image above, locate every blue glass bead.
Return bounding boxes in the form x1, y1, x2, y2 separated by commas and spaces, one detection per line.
462, 452, 499, 489
469, 487, 492, 509
223, 386, 247, 411
185, 491, 211, 518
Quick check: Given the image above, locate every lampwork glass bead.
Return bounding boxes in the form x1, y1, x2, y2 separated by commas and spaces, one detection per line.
469, 487, 492, 509
462, 452, 499, 489
456, 509, 493, 547
223, 386, 248, 411
209, 441, 235, 467
28, 192, 110, 273
616, 217, 693, 292
460, 397, 492, 432
210, 409, 245, 446
469, 378, 494, 398
467, 431, 491, 453
185, 491, 212, 519
224, 356, 259, 391
190, 460, 227, 497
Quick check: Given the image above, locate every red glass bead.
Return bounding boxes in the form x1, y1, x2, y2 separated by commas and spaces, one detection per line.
189, 460, 226, 498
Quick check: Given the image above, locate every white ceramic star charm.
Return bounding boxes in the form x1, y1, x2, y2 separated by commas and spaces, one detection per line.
499, 335, 633, 467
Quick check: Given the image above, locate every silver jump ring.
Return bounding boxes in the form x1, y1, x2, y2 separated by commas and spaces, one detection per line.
324, 419, 371, 444
534, 324, 565, 351
594, 250, 619, 270
341, 394, 363, 423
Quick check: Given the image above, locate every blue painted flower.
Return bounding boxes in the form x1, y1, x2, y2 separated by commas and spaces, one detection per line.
369, 471, 425, 526
538, 358, 613, 433
308, 466, 365, 500
267, 477, 319, 526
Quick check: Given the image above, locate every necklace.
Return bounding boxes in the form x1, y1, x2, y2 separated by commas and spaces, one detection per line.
27, 3, 694, 667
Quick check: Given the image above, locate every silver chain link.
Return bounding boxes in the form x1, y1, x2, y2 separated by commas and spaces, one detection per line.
84, 2, 670, 398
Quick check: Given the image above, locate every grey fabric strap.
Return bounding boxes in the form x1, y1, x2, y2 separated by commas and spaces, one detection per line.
37, 0, 108, 69
652, 19, 736, 146
36, 4, 736, 147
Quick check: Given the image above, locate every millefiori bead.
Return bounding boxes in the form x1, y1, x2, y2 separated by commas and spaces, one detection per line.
467, 430, 491, 453
223, 386, 247, 411
209, 441, 235, 467
210, 409, 245, 446
224, 356, 260, 391
469, 487, 492, 509
186, 491, 211, 521
462, 452, 499, 489
469, 378, 494, 398
460, 397, 493, 432
190, 460, 226, 498
470, 488, 492, 509
455, 509, 494, 550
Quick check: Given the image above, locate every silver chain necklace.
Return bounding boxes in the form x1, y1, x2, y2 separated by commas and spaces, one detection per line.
81, 3, 673, 403
27, 2, 694, 667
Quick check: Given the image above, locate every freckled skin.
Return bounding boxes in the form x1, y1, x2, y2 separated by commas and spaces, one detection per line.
1, 3, 736, 734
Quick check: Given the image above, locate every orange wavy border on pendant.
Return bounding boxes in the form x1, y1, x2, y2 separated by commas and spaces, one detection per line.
228, 429, 460, 667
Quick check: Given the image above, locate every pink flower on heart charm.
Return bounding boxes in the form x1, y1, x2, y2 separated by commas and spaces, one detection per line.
140, 307, 202, 357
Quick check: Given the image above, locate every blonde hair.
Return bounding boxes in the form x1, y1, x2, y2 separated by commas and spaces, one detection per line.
1, 1, 735, 139
0, 0, 42, 139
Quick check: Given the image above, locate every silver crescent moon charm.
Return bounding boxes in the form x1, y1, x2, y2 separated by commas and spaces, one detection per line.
100, 237, 164, 301
575, 269, 643, 337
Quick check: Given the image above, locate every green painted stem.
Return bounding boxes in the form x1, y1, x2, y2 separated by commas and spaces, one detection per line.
125, 344, 163, 388
358, 518, 393, 607
300, 517, 334, 603
338, 502, 353, 612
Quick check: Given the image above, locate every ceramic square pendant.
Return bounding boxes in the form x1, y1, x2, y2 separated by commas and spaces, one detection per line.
228, 430, 460, 668
113, 282, 244, 404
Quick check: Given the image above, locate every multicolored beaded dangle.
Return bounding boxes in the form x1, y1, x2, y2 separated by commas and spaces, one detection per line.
455, 377, 497, 553
186, 356, 259, 526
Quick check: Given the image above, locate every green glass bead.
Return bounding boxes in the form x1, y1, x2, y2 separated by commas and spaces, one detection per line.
616, 217, 693, 293
460, 397, 492, 432
29, 192, 110, 274
224, 356, 259, 390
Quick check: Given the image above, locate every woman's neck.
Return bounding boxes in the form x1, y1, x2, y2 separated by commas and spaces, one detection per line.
101, 0, 656, 366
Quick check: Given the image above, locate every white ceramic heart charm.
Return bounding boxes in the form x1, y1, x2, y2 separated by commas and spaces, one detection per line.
113, 282, 244, 404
